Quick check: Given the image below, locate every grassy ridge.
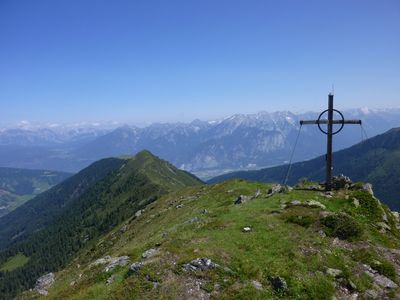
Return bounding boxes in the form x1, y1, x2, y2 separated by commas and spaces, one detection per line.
37, 179, 400, 299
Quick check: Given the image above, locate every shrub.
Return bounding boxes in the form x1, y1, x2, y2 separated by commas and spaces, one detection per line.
352, 191, 382, 222
321, 213, 363, 240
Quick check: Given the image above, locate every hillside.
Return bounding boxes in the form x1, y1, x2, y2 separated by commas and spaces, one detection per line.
14, 178, 400, 299
0, 158, 126, 250
0, 167, 71, 218
209, 128, 400, 211
0, 150, 202, 299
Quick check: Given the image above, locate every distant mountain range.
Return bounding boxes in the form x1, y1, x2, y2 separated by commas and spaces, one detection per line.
0, 167, 71, 218
209, 127, 400, 211
1, 108, 400, 177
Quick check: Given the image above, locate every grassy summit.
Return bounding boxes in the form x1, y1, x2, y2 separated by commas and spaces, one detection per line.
26, 178, 400, 299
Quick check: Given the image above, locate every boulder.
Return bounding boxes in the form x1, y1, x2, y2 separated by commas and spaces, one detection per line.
234, 195, 250, 205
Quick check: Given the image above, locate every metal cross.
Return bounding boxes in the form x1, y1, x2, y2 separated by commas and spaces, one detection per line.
300, 94, 362, 191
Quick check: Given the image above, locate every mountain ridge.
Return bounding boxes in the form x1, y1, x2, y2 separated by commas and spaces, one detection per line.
1, 108, 400, 175
0, 150, 202, 299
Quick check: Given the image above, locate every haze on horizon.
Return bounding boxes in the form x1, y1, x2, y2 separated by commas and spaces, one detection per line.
1, 0, 399, 125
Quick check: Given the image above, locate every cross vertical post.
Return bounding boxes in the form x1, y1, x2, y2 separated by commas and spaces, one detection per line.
299, 94, 362, 192
326, 94, 334, 191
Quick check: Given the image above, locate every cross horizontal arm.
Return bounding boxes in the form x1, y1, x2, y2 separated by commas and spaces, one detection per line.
300, 119, 362, 125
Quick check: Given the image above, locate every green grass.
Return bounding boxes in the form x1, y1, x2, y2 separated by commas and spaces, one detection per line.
0, 252, 29, 272
18, 179, 400, 299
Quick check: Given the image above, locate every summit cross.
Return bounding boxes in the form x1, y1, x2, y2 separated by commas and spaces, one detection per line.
300, 94, 362, 191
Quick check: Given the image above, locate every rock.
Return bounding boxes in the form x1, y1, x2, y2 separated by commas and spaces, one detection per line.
364, 289, 380, 299
318, 230, 327, 237
376, 222, 391, 233
326, 268, 343, 277
129, 261, 144, 274
290, 200, 302, 206
332, 175, 352, 189
120, 225, 128, 233
348, 280, 357, 291
366, 272, 398, 289
381, 212, 388, 223
176, 204, 183, 209
185, 217, 199, 224
182, 257, 219, 272
135, 210, 143, 217
392, 211, 400, 223
106, 274, 116, 285
254, 189, 261, 198
200, 209, 208, 214
305, 200, 326, 210
242, 226, 252, 233
268, 184, 283, 195
70, 281, 75, 286
252, 280, 263, 290
35, 273, 55, 296
270, 276, 288, 291
142, 248, 159, 259
92, 255, 112, 266
104, 256, 130, 272
362, 183, 374, 196
234, 195, 250, 205
352, 198, 360, 207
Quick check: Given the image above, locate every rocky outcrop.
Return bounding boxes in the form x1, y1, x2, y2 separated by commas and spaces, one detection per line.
142, 248, 159, 259
267, 184, 292, 196
129, 261, 144, 274
182, 258, 219, 272
35, 273, 55, 296
91, 255, 130, 272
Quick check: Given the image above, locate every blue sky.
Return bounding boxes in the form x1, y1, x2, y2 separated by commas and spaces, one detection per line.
0, 0, 399, 125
